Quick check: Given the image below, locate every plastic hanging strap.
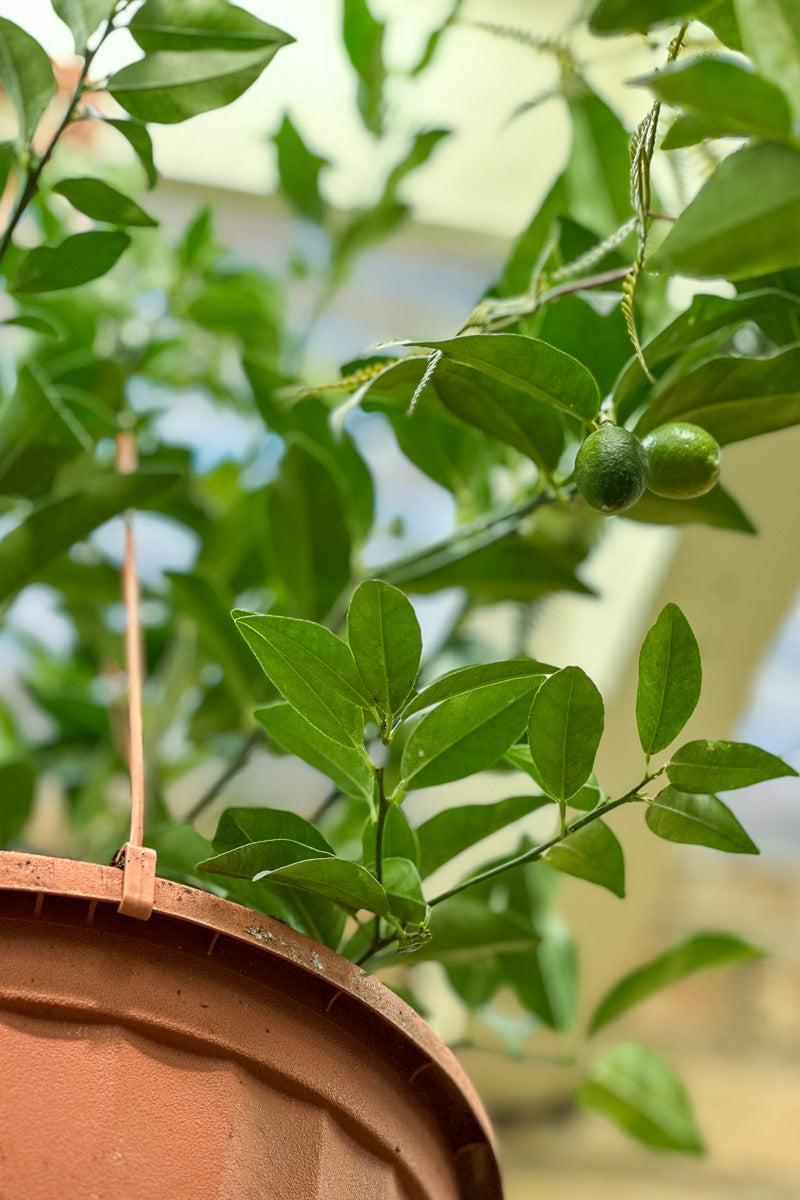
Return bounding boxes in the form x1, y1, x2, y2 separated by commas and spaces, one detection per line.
115, 431, 157, 920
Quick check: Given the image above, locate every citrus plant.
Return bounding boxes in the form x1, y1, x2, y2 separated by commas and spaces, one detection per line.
0, 0, 799, 1161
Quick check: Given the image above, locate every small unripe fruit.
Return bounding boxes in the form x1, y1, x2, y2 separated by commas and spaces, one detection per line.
642, 422, 721, 499
575, 423, 649, 514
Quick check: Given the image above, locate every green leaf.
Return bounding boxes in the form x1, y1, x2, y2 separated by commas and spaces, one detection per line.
382, 129, 449, 201
590, 0, 716, 34
0, 18, 56, 146
0, 470, 178, 606
590, 932, 765, 1033
0, 761, 35, 846
428, 358, 565, 474
102, 118, 158, 189
0, 141, 15, 201
390, 533, 593, 603
274, 114, 328, 223
234, 612, 370, 748
646, 785, 759, 853
269, 441, 351, 621
381, 857, 428, 925
536, 294, 632, 399
198, 838, 333, 880
405, 335, 601, 422
635, 345, 800, 446
347, 580, 421, 720
403, 899, 539, 963
577, 1043, 705, 1154
364, 805, 419, 868
544, 819, 625, 897
52, 0, 113, 50
735, 0, 800, 120
402, 659, 555, 721
109, 44, 291, 124
528, 667, 604, 803
343, 0, 385, 135
255, 702, 375, 802
3, 313, 61, 339
416, 794, 552, 879
211, 806, 333, 856
647, 143, 800, 280
636, 604, 702, 758
624, 484, 756, 535
503, 916, 579, 1032
257, 856, 391, 918
11, 231, 130, 294
167, 570, 257, 701
633, 58, 792, 142
129, 0, 291, 52
614, 289, 800, 425
667, 740, 798, 791
52, 177, 157, 227
400, 676, 546, 790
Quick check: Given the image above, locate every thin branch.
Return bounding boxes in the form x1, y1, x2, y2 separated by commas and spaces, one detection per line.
428, 778, 655, 908
186, 728, 262, 823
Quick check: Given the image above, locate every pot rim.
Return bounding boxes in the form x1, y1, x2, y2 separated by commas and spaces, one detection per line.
0, 849, 502, 1196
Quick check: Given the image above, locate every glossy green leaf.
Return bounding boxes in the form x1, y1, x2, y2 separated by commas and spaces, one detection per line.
3, 313, 61, 339
577, 1043, 705, 1153
102, 118, 158, 189
636, 345, 800, 446
625, 484, 756, 535
590, 0, 716, 34
274, 114, 328, 223
416, 794, 551, 879
529, 667, 604, 802
648, 143, 800, 280
636, 604, 702, 757
211, 806, 333, 855
347, 580, 421, 719
364, 805, 419, 868
0, 18, 56, 146
0, 470, 177, 606
52, 0, 113, 49
0, 761, 35, 846
667, 740, 798, 791
0, 366, 85, 494
646, 786, 759, 853
390, 533, 593, 603
199, 837, 333, 880
257, 855, 391, 918
269, 441, 351, 621
735, 0, 800, 120
614, 289, 800, 424
430, 358, 565, 474
590, 932, 765, 1033
255, 702, 375, 802
11, 231, 130, 294
403, 899, 539, 963
343, 0, 385, 135
234, 612, 370, 747
52, 177, 157, 227
129, 0, 291, 52
402, 659, 555, 721
400, 676, 545, 790
109, 44, 291, 124
634, 58, 792, 142
406, 335, 600, 422
283, 398, 374, 542
381, 857, 428, 925
544, 819, 625, 897
536, 295, 632, 398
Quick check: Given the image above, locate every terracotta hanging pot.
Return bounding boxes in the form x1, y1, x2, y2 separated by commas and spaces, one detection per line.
0, 849, 503, 1200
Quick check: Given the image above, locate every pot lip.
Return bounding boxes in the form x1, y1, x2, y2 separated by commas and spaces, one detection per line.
0, 849, 497, 1158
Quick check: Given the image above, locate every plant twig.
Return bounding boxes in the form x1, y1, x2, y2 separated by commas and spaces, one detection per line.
428, 776, 657, 908
0, 4, 124, 270
186, 728, 262, 823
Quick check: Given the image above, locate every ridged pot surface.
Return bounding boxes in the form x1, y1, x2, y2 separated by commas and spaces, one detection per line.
0, 851, 502, 1200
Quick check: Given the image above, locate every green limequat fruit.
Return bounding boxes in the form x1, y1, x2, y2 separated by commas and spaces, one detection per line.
575, 423, 649, 514
642, 422, 721, 499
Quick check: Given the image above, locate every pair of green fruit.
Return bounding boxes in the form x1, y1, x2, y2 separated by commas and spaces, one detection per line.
575, 421, 721, 514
